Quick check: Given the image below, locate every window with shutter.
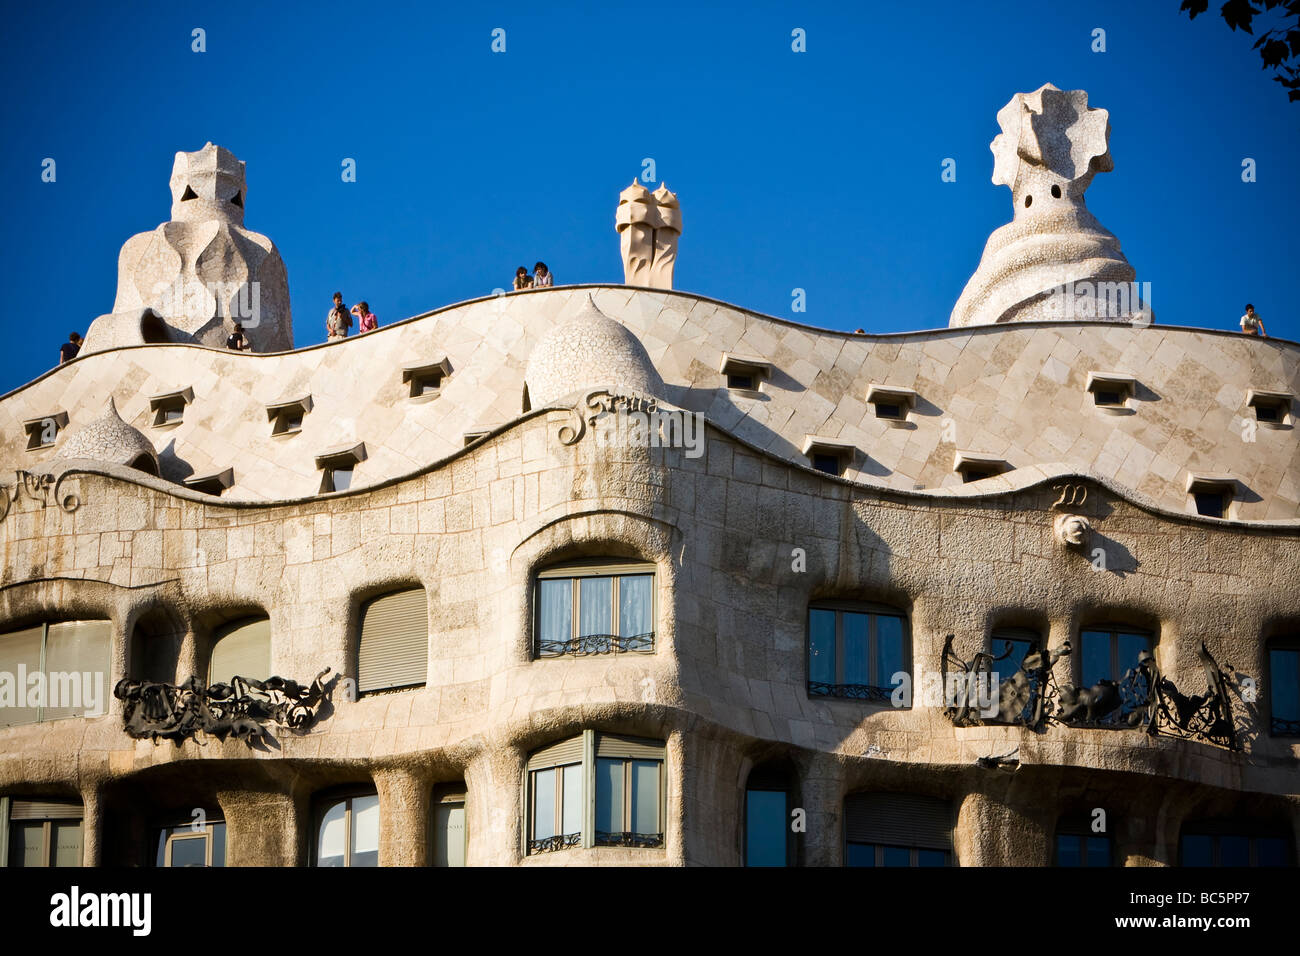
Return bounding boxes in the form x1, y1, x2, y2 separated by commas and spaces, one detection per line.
0, 621, 112, 726
844, 792, 953, 867
357, 588, 428, 694
2, 797, 84, 867
208, 617, 271, 686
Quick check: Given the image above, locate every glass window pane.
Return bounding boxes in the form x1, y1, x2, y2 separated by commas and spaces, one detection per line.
9, 821, 45, 867
578, 577, 613, 638
845, 842, 874, 867
1117, 632, 1150, 674
532, 769, 556, 841
993, 637, 1033, 680
881, 845, 911, 867
1056, 834, 1082, 866
1085, 836, 1110, 867
537, 580, 572, 653
618, 575, 653, 639
1269, 649, 1299, 723
843, 613, 869, 686
434, 803, 466, 867
51, 821, 82, 867
596, 758, 624, 834
1181, 834, 1213, 867
210, 822, 226, 867
169, 835, 208, 867
1219, 835, 1249, 867
1080, 630, 1111, 685
331, 468, 353, 492
631, 760, 660, 837
1255, 837, 1288, 867
808, 609, 836, 684
350, 795, 380, 867
876, 615, 906, 686
44, 622, 112, 721
317, 800, 347, 866
561, 764, 583, 837
917, 849, 947, 867
745, 790, 787, 867
0, 627, 44, 727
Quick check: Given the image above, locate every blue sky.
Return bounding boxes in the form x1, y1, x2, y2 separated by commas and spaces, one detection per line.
3, 0, 1296, 390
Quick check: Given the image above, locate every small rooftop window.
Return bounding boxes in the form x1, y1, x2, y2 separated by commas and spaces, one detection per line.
865, 384, 918, 422
1186, 474, 1236, 519
463, 429, 494, 446
316, 443, 367, 494
1086, 371, 1137, 411
402, 358, 453, 401
954, 450, 1009, 483
719, 353, 772, 393
149, 387, 194, 428
183, 468, 234, 497
801, 436, 855, 477
1246, 389, 1292, 427
23, 411, 68, 451
267, 395, 312, 437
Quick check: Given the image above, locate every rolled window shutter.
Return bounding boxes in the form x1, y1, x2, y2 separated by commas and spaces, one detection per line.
11, 799, 83, 821
209, 618, 271, 685
595, 734, 664, 760
43, 621, 112, 720
527, 736, 584, 770
0, 627, 43, 728
844, 793, 952, 851
358, 589, 428, 693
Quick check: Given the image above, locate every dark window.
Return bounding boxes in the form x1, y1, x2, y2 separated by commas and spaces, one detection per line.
1194, 491, 1225, 518
873, 402, 903, 420
1094, 389, 1123, 407
1079, 626, 1151, 687
4, 798, 84, 867
1180, 824, 1292, 867
812, 453, 842, 475
156, 818, 226, 867
727, 372, 755, 391
961, 468, 995, 483
745, 767, 794, 867
808, 603, 909, 702
844, 793, 952, 867
988, 627, 1041, 723
1055, 814, 1113, 866
1255, 402, 1281, 423
1269, 641, 1300, 737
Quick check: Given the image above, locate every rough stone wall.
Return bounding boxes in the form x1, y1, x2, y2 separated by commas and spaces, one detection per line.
3, 286, 1296, 519
0, 408, 1296, 865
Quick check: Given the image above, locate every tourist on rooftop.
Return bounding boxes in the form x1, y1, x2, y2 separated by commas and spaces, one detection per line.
533, 262, 553, 288
352, 301, 378, 333
1240, 303, 1267, 338
327, 292, 352, 339
226, 323, 251, 351
58, 332, 82, 364
513, 266, 532, 290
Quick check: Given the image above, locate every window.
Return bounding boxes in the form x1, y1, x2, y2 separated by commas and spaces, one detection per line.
23, 412, 67, 451
745, 765, 794, 867
807, 602, 909, 703
953, 450, 1008, 482
266, 396, 311, 436
315, 792, 380, 867
1054, 815, 1112, 866
463, 429, 492, 446
1079, 625, 1152, 687
526, 731, 665, 854
0, 621, 111, 727
801, 436, 855, 477
432, 785, 467, 867
1268, 638, 1300, 737
1246, 389, 1291, 426
1086, 371, 1137, 410
844, 793, 952, 867
1180, 822, 1292, 867
149, 388, 193, 427
357, 588, 428, 695
402, 358, 452, 400
208, 617, 270, 686
316, 443, 366, 494
719, 353, 771, 393
183, 468, 234, 497
1186, 474, 1235, 519
2, 797, 83, 867
156, 817, 225, 867
865, 385, 917, 422
534, 560, 655, 657
989, 627, 1041, 723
